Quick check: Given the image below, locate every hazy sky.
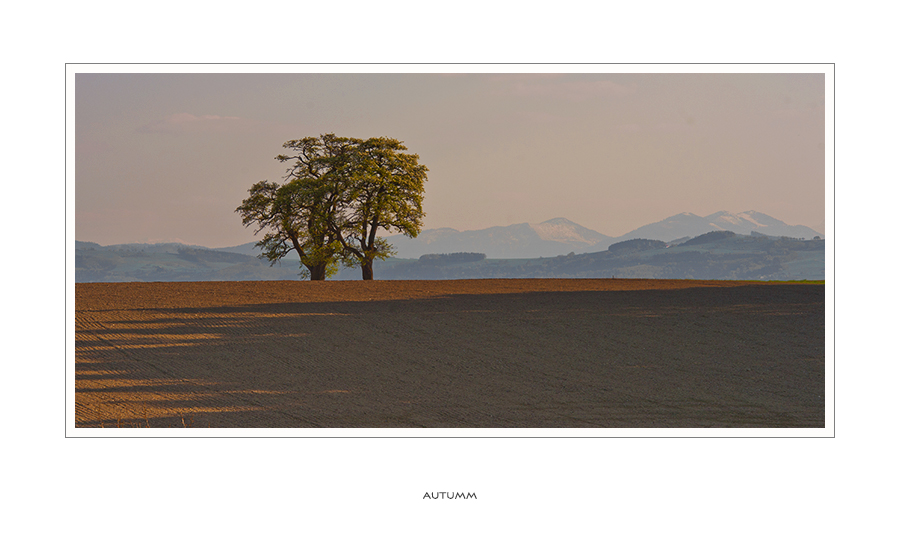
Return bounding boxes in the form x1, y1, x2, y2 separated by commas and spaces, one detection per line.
75, 70, 827, 247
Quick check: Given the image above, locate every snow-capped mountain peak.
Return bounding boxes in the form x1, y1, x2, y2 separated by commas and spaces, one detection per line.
705, 211, 789, 233
529, 217, 607, 244
383, 211, 822, 258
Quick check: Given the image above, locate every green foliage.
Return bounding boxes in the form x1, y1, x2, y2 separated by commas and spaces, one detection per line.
236, 134, 427, 280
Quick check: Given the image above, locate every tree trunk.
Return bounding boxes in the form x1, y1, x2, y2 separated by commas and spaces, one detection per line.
308, 263, 328, 281
361, 261, 374, 280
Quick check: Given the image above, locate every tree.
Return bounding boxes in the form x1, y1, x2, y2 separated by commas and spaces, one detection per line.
236, 134, 427, 281
236, 135, 349, 280
328, 137, 428, 280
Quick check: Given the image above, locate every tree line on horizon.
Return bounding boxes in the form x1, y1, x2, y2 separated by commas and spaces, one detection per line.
236, 134, 427, 280
74, 231, 824, 283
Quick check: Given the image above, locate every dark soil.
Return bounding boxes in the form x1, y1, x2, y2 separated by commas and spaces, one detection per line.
75, 279, 825, 428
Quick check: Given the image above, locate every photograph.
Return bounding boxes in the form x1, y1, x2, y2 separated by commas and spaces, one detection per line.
71, 67, 829, 433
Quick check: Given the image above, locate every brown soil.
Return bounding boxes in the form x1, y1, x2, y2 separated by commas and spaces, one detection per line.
75, 279, 825, 428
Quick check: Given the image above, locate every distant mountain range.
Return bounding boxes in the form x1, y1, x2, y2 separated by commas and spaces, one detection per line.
374, 232, 824, 281
203, 210, 822, 260
75, 231, 825, 283
75, 211, 825, 282
383, 211, 823, 259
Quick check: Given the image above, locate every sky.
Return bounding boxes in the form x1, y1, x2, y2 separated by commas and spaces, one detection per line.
74, 69, 828, 248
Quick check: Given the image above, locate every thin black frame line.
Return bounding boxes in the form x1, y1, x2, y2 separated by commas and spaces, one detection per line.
65, 62, 836, 66
66, 66, 834, 438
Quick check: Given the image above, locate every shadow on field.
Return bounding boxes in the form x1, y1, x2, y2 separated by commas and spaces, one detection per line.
75, 285, 825, 428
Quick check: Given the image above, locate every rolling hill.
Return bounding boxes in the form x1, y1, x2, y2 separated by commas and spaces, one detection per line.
383, 211, 822, 259
75, 210, 824, 282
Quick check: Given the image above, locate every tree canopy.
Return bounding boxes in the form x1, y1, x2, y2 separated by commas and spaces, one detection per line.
236, 134, 427, 280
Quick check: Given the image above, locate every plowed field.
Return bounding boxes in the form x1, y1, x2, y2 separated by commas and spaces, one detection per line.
75, 279, 825, 428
